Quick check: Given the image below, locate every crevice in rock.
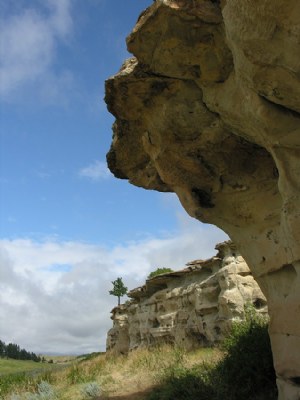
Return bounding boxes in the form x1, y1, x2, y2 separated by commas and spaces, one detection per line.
152, 318, 160, 328
191, 187, 215, 208
290, 377, 300, 386
253, 298, 267, 309
258, 93, 300, 119
134, 62, 192, 82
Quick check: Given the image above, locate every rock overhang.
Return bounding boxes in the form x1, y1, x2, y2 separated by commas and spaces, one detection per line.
105, 1, 300, 398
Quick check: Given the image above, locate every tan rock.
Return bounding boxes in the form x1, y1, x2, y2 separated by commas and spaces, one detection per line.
105, 1, 300, 398
107, 241, 267, 352
106, 305, 130, 355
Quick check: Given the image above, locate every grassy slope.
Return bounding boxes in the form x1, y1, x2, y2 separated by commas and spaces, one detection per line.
53, 346, 220, 400
1, 346, 220, 400
1, 307, 277, 400
1, 324, 277, 400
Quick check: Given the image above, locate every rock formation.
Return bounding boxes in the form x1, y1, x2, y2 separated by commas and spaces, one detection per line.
107, 241, 267, 354
105, 1, 300, 398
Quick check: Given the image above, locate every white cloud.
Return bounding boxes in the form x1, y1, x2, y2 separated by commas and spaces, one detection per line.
0, 216, 228, 355
79, 160, 112, 181
0, 0, 73, 101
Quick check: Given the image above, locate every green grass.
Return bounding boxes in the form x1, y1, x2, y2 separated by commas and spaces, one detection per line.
0, 359, 53, 376
0, 358, 68, 398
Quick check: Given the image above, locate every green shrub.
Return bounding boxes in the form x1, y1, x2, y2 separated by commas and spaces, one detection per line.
214, 305, 276, 400
148, 268, 174, 279
148, 363, 214, 400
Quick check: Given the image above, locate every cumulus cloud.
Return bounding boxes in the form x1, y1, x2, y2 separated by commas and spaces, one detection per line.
0, 215, 228, 355
79, 160, 112, 181
0, 0, 73, 101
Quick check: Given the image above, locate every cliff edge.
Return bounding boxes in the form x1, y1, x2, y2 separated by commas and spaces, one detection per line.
107, 241, 267, 354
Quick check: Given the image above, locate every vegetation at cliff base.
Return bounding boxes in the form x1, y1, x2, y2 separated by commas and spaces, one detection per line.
147, 307, 277, 400
1, 308, 277, 400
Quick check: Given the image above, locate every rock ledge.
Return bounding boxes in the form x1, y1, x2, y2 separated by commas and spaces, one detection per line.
107, 241, 267, 354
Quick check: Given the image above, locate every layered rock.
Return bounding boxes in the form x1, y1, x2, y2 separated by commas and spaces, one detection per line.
105, 1, 300, 398
107, 241, 267, 354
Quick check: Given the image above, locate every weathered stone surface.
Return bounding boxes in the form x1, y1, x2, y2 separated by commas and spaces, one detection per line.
105, 1, 300, 398
107, 241, 267, 353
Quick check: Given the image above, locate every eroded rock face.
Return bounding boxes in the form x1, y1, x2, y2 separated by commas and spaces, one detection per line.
105, 1, 300, 398
107, 242, 267, 353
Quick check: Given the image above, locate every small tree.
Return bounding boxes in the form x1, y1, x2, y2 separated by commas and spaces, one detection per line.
109, 277, 128, 306
148, 267, 174, 279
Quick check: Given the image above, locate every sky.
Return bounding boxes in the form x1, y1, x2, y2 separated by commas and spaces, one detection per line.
0, 0, 228, 355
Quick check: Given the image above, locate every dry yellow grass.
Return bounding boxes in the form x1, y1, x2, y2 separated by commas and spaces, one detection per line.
3, 345, 221, 400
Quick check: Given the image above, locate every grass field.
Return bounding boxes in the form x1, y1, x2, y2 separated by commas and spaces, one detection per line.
0, 357, 71, 399
0, 359, 54, 376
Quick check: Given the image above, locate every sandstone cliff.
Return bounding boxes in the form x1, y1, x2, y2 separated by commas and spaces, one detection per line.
107, 241, 267, 354
105, 1, 300, 398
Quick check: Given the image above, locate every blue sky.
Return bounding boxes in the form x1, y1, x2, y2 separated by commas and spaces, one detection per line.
0, 0, 227, 354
